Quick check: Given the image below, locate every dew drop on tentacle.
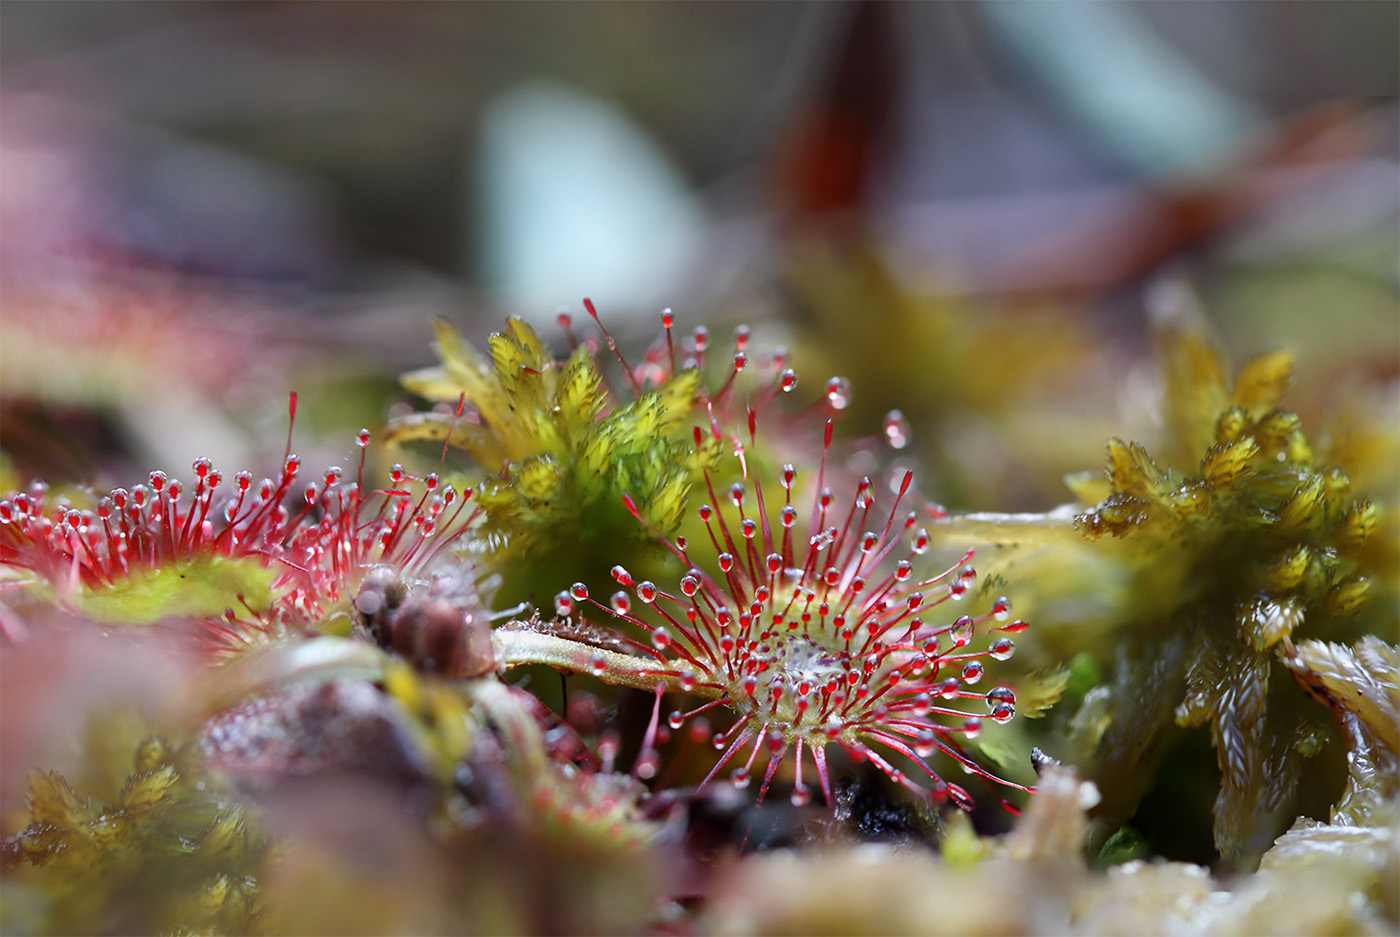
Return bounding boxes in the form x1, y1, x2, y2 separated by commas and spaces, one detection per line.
825, 376, 852, 410
986, 685, 1016, 707
950, 616, 975, 647
597, 729, 621, 768
554, 591, 575, 617
883, 410, 910, 449
780, 368, 798, 393
635, 750, 660, 780
990, 637, 1016, 661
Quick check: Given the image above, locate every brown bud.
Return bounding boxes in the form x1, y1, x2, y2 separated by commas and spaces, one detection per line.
389, 597, 496, 680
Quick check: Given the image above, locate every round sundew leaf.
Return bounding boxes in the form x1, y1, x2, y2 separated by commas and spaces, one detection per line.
75, 555, 275, 625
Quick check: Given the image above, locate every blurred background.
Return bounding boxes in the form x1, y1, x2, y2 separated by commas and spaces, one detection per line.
2, 0, 1396, 509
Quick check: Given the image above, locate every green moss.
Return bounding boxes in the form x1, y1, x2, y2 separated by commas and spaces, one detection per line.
2, 733, 271, 936
386, 317, 716, 604
1067, 315, 1394, 862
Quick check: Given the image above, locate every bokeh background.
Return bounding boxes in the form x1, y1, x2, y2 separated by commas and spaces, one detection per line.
3, 0, 1397, 509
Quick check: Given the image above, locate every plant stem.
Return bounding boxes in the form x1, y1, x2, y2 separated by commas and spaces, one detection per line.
492, 629, 710, 697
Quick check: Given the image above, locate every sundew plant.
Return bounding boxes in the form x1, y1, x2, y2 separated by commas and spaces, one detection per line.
2, 295, 1395, 936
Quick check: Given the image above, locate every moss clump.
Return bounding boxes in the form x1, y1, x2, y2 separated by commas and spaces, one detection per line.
386, 317, 714, 604
1062, 313, 1394, 864
2, 734, 271, 936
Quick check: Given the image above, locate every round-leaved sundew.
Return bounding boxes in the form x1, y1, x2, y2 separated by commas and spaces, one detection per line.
551, 415, 1034, 810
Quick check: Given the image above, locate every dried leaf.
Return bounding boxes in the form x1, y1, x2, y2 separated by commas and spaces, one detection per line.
1289, 637, 1399, 756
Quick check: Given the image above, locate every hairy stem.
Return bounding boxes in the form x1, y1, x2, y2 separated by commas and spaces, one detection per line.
492, 629, 711, 697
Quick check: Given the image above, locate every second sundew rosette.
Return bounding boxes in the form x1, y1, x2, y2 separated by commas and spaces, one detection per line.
494, 403, 1036, 812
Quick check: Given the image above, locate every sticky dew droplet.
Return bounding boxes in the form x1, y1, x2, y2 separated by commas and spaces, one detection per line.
825, 376, 852, 410
883, 410, 910, 449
